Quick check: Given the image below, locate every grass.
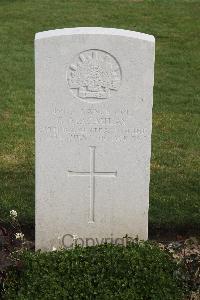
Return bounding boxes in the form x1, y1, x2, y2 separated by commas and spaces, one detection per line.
0, 0, 199, 231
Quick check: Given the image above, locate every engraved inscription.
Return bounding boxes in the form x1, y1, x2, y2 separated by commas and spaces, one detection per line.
67, 50, 121, 102
43, 106, 148, 143
68, 146, 117, 223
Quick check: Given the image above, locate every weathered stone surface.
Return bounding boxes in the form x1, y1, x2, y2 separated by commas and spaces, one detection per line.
35, 27, 155, 250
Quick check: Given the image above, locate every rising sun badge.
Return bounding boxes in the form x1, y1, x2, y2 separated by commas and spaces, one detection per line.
67, 49, 121, 102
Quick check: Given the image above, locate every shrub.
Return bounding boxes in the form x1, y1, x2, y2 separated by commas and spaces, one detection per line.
3, 240, 183, 300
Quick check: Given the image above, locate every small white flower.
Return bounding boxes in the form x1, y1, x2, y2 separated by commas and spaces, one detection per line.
52, 246, 57, 251
15, 232, 24, 240
10, 210, 17, 218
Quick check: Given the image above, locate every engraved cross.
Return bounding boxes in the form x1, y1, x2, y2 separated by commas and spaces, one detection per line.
68, 146, 117, 223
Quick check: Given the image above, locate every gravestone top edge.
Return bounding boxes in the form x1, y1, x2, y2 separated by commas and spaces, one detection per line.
35, 27, 155, 43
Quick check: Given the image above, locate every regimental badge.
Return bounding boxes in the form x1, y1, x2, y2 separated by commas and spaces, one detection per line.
67, 49, 121, 102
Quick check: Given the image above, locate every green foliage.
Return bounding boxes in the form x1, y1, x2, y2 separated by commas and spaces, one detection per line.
4, 242, 183, 299
0, 0, 199, 230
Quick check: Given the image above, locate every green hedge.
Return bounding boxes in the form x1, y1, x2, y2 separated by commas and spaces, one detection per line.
4, 242, 183, 299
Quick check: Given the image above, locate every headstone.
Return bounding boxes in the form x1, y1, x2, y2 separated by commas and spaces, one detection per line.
35, 27, 155, 251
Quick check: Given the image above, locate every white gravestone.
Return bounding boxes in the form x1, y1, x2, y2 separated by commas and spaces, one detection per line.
35, 27, 155, 251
